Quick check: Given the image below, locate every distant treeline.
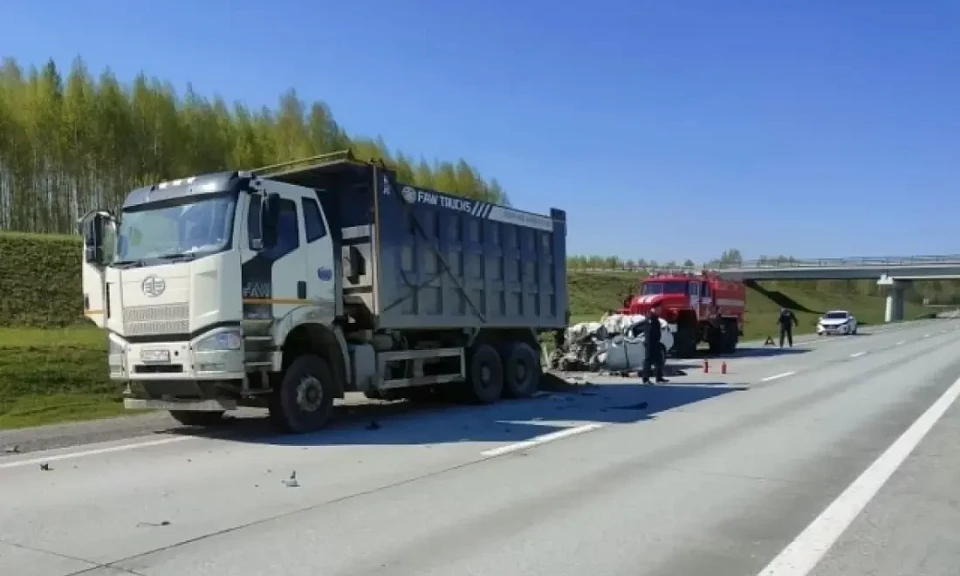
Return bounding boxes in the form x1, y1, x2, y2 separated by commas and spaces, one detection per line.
0, 56, 507, 235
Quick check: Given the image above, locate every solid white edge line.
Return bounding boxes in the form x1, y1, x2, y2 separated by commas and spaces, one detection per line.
757, 373, 960, 576
0, 435, 192, 470
761, 371, 797, 382
849, 351, 867, 358
481, 423, 604, 458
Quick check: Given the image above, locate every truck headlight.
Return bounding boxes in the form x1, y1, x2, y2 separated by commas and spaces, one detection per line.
195, 330, 242, 352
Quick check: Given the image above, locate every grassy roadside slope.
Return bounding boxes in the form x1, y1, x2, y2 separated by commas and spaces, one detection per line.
0, 268, 925, 429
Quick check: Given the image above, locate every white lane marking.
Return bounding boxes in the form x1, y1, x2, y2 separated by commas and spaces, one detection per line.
757, 373, 960, 576
481, 424, 604, 457
849, 351, 867, 358
924, 334, 932, 338
896, 341, 906, 346
0, 436, 191, 470
761, 371, 797, 382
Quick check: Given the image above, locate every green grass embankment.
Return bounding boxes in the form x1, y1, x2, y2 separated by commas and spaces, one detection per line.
0, 231, 929, 428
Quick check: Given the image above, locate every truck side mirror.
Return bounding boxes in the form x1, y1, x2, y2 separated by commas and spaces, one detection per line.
261, 193, 281, 250
83, 213, 107, 265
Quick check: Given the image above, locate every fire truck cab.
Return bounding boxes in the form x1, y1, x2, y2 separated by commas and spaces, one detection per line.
620, 270, 745, 358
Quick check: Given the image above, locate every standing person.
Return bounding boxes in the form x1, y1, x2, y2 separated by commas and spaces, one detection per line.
642, 302, 669, 384
777, 307, 799, 348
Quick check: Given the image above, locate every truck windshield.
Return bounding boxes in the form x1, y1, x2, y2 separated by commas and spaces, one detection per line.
114, 193, 237, 265
641, 281, 687, 295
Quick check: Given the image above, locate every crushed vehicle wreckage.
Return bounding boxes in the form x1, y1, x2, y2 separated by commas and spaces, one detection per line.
547, 313, 675, 373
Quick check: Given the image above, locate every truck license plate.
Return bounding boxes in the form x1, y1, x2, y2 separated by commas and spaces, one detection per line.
140, 349, 171, 364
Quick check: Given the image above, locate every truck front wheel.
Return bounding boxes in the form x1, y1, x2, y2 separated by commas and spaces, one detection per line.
169, 410, 224, 427
503, 342, 541, 398
466, 344, 504, 403
270, 354, 336, 434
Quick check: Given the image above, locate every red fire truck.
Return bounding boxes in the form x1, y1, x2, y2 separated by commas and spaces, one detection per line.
619, 270, 746, 358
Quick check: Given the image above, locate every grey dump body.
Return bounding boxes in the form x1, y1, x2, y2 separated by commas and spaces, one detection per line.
257, 154, 568, 332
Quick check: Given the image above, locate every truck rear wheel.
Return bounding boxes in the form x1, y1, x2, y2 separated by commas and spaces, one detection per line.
503, 342, 541, 398
269, 354, 336, 434
169, 410, 224, 427
674, 324, 697, 358
466, 344, 504, 404
721, 319, 739, 353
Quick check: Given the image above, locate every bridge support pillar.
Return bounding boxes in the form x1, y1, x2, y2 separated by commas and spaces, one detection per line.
878, 276, 908, 323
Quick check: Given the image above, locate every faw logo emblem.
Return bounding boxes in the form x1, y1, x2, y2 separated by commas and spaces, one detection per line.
141, 275, 166, 298
401, 186, 417, 204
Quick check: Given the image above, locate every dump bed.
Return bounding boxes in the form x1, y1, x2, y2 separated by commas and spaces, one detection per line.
257, 153, 568, 332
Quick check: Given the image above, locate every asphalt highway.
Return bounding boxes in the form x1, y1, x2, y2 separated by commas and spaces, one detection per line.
2, 319, 960, 576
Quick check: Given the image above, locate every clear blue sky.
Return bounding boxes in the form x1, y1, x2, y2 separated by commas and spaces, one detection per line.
3, 0, 959, 263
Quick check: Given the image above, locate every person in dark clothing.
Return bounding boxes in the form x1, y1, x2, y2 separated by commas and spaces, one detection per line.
777, 307, 799, 348
642, 302, 669, 384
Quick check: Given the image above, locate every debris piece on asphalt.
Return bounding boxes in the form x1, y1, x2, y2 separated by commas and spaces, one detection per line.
137, 521, 171, 527
4, 445, 20, 454
39, 463, 51, 471
283, 471, 299, 488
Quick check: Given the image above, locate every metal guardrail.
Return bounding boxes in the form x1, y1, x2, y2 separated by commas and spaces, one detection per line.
716, 255, 960, 270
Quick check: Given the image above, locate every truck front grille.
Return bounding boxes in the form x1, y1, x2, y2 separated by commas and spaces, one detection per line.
123, 303, 190, 336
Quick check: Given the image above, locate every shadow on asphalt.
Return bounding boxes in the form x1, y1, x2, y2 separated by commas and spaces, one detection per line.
158, 381, 746, 448
726, 346, 812, 358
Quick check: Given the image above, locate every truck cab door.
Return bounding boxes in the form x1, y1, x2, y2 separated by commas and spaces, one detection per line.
688, 281, 701, 320
299, 194, 336, 319
78, 210, 116, 328
241, 185, 308, 322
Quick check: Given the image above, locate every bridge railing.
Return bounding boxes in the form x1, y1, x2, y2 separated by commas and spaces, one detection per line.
717, 255, 960, 270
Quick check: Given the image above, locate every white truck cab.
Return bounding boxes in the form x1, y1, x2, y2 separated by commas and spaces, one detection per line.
80, 151, 568, 433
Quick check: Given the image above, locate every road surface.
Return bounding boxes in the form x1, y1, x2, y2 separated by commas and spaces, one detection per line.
2, 319, 960, 576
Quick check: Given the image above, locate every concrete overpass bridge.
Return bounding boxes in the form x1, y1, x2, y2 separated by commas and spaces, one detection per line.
715, 255, 960, 323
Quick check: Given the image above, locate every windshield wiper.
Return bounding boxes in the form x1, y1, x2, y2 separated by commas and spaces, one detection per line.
113, 259, 146, 269
156, 252, 200, 262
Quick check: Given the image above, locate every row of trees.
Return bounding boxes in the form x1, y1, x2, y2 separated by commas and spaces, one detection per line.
0, 57, 507, 234
568, 249, 960, 305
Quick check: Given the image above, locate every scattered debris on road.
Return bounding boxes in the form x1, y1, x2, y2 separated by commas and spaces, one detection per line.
4, 445, 20, 454
137, 521, 171, 528
283, 471, 299, 488
39, 463, 51, 471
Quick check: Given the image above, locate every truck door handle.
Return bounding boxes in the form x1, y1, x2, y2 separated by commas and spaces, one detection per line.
297, 281, 306, 299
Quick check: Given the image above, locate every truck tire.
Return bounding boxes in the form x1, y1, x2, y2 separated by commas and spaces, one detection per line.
720, 319, 739, 353
169, 410, 224, 426
503, 342, 541, 398
674, 325, 697, 358
707, 326, 724, 354
269, 354, 336, 434
466, 344, 504, 404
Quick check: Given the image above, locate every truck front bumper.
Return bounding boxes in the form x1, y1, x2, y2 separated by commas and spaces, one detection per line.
123, 398, 238, 411
109, 334, 246, 382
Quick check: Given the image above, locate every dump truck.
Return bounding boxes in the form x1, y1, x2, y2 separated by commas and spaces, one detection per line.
619, 270, 745, 357
79, 150, 568, 433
